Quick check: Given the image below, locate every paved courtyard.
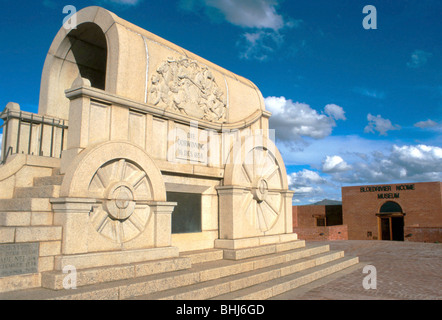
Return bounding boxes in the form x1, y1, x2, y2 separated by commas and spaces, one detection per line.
272, 240, 442, 300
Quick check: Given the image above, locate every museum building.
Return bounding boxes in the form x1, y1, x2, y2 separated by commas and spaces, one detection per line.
342, 181, 442, 242
292, 201, 348, 241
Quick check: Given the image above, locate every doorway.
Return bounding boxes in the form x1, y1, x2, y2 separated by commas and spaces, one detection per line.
391, 217, 405, 240
379, 216, 404, 241
377, 201, 405, 241
380, 217, 390, 240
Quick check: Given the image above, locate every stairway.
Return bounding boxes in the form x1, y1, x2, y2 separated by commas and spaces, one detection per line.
0, 240, 359, 300
0, 171, 63, 246
0, 170, 63, 211
1, 170, 359, 300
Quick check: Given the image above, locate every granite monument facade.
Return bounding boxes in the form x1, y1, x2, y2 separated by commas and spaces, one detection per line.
0, 6, 299, 293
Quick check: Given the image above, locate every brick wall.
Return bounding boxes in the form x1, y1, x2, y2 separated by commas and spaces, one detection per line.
293, 225, 348, 241
293, 205, 326, 228
342, 181, 442, 242
404, 227, 442, 243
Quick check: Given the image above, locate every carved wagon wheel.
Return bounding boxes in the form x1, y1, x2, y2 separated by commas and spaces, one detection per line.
88, 159, 152, 243
60, 141, 166, 243
224, 136, 288, 232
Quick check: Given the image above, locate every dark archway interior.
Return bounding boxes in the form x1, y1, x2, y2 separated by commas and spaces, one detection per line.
67, 23, 107, 90
380, 201, 402, 213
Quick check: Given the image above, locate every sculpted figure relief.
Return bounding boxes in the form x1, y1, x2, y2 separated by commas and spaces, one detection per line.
149, 56, 227, 122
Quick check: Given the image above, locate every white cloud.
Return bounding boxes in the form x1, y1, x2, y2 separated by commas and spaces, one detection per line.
328, 144, 442, 184
283, 135, 442, 203
324, 104, 346, 120
237, 30, 284, 61
414, 119, 437, 128
205, 0, 286, 30
353, 87, 386, 99
264, 96, 286, 114
322, 155, 352, 173
181, 0, 291, 30
391, 144, 442, 175
414, 119, 442, 131
181, 0, 300, 60
364, 113, 401, 136
288, 169, 327, 187
288, 169, 341, 204
288, 169, 326, 200
407, 49, 433, 69
265, 96, 345, 142
278, 134, 392, 168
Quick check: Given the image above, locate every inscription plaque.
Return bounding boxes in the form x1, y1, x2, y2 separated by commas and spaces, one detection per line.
171, 125, 208, 164
0, 243, 39, 277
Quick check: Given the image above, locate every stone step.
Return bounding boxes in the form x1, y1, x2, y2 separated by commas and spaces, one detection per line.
42, 257, 192, 290
0, 225, 62, 244
0, 211, 53, 227
211, 256, 359, 300
14, 185, 60, 199
0, 198, 51, 212
268, 261, 366, 300
133, 250, 346, 300
0, 244, 330, 300
33, 175, 64, 187
180, 249, 224, 265
222, 239, 306, 260
0, 273, 41, 294
118, 244, 333, 300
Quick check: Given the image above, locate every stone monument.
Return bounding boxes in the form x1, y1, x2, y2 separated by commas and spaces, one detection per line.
0, 7, 357, 298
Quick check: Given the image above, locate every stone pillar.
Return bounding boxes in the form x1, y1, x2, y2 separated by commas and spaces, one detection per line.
149, 201, 177, 247
216, 186, 298, 256
60, 77, 92, 174
51, 198, 96, 255
216, 185, 248, 240
282, 190, 295, 233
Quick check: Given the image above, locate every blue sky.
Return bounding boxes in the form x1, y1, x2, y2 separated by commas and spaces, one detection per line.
1, 0, 441, 204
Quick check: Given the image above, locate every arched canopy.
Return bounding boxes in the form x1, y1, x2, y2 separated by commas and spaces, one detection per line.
380, 201, 403, 213
38, 6, 266, 124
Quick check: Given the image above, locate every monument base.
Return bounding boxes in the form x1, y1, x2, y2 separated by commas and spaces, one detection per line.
41, 247, 191, 290
214, 233, 301, 260
53, 246, 180, 270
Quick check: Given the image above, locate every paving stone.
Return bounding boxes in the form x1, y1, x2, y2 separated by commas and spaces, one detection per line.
272, 240, 442, 300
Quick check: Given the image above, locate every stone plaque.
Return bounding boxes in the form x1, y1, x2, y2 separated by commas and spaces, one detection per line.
175, 133, 207, 163
0, 243, 39, 277
171, 125, 208, 164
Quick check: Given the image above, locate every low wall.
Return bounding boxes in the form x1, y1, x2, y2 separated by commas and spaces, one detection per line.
404, 227, 442, 243
293, 225, 348, 241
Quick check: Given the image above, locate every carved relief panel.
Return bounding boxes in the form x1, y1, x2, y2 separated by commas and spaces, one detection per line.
148, 56, 227, 123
